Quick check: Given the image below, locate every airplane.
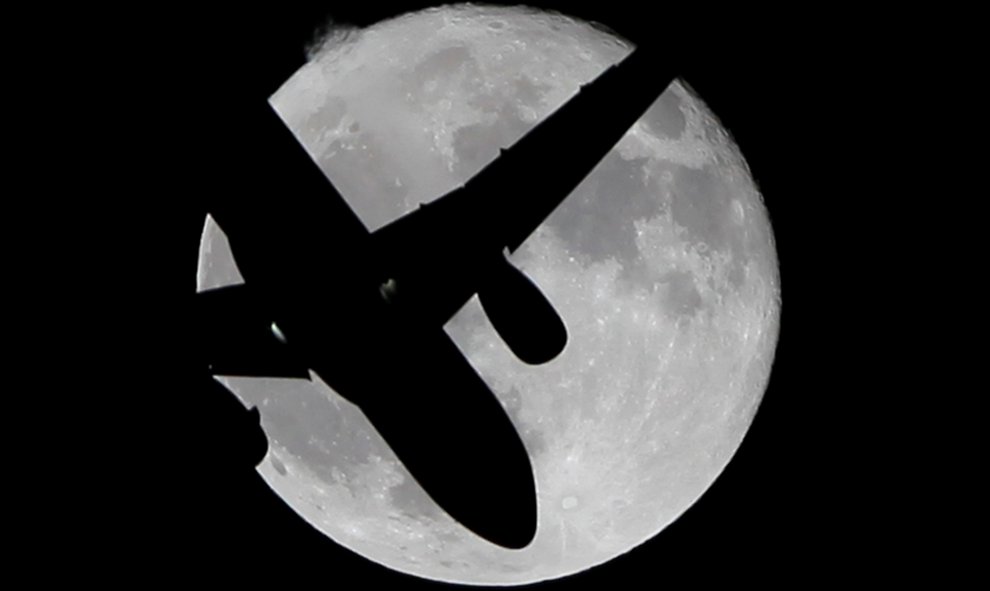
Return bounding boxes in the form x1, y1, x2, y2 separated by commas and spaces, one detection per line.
195, 39, 676, 549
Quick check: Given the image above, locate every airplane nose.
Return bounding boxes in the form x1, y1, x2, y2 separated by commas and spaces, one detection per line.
453, 432, 537, 550
350, 327, 538, 549
373, 391, 538, 549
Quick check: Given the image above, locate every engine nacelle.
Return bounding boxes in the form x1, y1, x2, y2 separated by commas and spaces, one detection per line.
479, 255, 567, 365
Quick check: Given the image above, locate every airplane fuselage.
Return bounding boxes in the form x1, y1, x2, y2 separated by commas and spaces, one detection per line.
199, 41, 676, 549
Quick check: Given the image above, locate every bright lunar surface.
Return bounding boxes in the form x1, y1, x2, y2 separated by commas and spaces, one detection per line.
196, 4, 780, 586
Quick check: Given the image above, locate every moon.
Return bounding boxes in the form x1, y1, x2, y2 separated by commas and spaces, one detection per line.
196, 4, 779, 586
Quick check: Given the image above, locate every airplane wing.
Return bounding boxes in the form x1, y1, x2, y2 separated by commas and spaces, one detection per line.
447, 43, 678, 253
204, 97, 375, 305
366, 43, 675, 349
372, 44, 674, 250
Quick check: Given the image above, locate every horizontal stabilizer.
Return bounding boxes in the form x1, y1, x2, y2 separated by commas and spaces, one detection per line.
195, 284, 310, 379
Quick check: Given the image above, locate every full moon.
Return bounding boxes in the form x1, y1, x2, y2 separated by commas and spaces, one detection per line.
196, 4, 779, 586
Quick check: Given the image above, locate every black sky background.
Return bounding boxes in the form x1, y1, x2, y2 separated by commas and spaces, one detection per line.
80, 1, 910, 586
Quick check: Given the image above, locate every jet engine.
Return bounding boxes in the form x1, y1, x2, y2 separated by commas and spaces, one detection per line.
479, 254, 567, 365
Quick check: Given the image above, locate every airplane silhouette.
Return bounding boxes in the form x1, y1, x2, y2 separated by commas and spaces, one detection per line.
195, 41, 676, 549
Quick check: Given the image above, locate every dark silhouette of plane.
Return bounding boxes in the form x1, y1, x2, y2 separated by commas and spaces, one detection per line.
195, 40, 675, 549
